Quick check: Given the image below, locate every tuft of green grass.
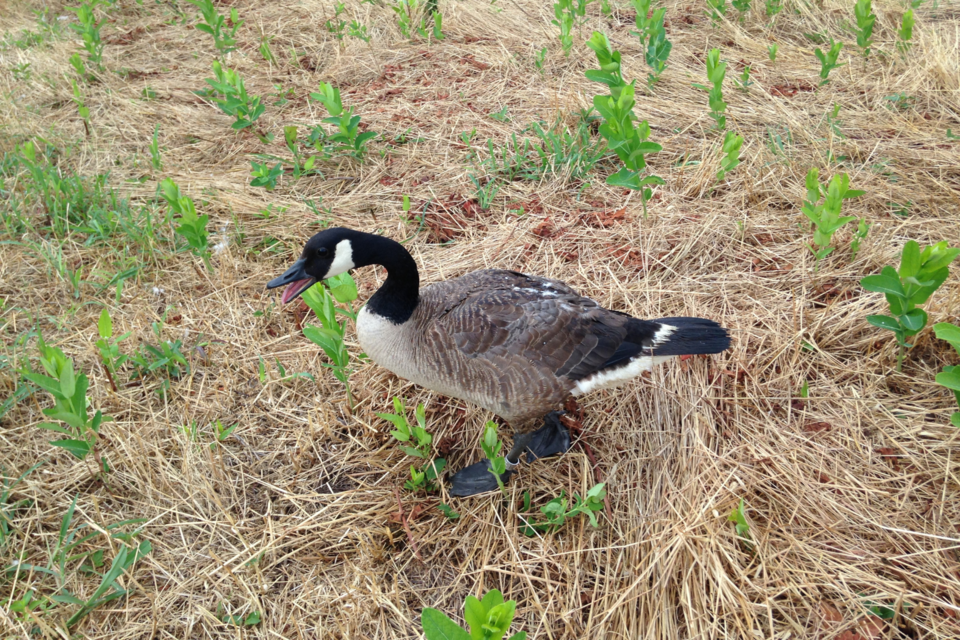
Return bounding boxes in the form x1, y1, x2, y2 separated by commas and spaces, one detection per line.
861, 241, 960, 372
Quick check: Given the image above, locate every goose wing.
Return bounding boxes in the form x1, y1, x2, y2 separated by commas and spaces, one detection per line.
431, 270, 634, 383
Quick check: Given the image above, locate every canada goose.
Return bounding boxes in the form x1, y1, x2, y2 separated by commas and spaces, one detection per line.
268, 228, 731, 496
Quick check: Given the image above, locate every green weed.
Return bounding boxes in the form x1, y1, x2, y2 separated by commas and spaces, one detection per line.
301, 273, 360, 408
95, 308, 130, 392
854, 0, 875, 57
221, 609, 262, 626
933, 323, 960, 427
69, 0, 105, 74
189, 0, 242, 57
520, 483, 606, 535
70, 80, 91, 137
552, 0, 575, 55
259, 33, 276, 62
203, 61, 266, 131
814, 40, 844, 85
731, 0, 751, 19
631, 0, 672, 85
309, 82, 377, 160
379, 397, 433, 459
250, 160, 283, 190
393, 0, 429, 39
734, 65, 753, 92
349, 20, 371, 42
20, 339, 109, 465
283, 125, 320, 179
897, 10, 914, 53
325, 1, 347, 43
433, 11, 444, 40
860, 241, 960, 371
129, 314, 190, 391
801, 168, 864, 269
148, 124, 162, 173
716, 131, 743, 182
421, 589, 527, 640
469, 174, 501, 210
160, 178, 212, 271
535, 46, 547, 72
765, 0, 781, 16
481, 421, 508, 494
437, 503, 459, 519
0, 463, 42, 550
702, 48, 727, 129
728, 498, 753, 550
705, 0, 727, 25
586, 32, 664, 216
849, 217, 870, 262
767, 43, 778, 61
528, 118, 606, 180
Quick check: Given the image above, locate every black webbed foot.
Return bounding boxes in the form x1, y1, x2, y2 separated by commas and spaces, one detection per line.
449, 460, 515, 497
525, 411, 572, 463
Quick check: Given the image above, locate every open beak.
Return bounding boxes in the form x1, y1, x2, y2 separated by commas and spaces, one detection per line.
267, 258, 316, 304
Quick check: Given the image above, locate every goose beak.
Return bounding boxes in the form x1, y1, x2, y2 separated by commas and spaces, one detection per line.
267, 259, 316, 304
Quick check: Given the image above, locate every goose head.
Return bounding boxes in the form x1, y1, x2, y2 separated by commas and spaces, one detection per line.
266, 227, 359, 304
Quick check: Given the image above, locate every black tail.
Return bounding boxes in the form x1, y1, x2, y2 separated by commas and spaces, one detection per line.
640, 317, 731, 356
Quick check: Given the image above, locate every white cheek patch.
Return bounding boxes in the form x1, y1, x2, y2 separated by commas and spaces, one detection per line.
323, 239, 355, 279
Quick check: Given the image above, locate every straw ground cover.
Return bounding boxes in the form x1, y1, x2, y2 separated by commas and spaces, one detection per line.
1, 0, 959, 637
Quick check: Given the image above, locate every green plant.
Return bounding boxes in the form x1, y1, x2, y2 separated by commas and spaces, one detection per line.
489, 106, 511, 122
70, 0, 104, 73
933, 323, 960, 427
860, 241, 960, 371
814, 40, 844, 85
203, 61, 266, 130
586, 32, 664, 216
731, 0, 751, 18
469, 174, 501, 210
95, 308, 130, 392
552, 0, 575, 55
160, 178, 212, 271
65, 537, 152, 627
801, 169, 864, 269
20, 340, 109, 465
703, 48, 727, 129
734, 65, 753, 92
348, 20, 371, 42
222, 609, 262, 626
854, 0, 876, 57
130, 330, 190, 390
148, 124, 162, 172
325, 1, 347, 42
897, 9, 914, 53
70, 79, 91, 137
393, 0, 428, 39
705, 0, 727, 25
528, 118, 606, 180
716, 131, 743, 182
250, 160, 283, 190
631, 0, 672, 85
825, 103, 844, 138
728, 498, 752, 550
259, 33, 276, 62
437, 503, 459, 519
947, 129, 960, 141
301, 274, 360, 408
849, 218, 869, 262
520, 483, 606, 535
189, 0, 242, 57
0, 463, 42, 549
432, 11, 444, 39
421, 589, 527, 640
767, 43, 778, 61
283, 125, 319, 179
765, 0, 781, 16
480, 421, 508, 494
309, 82, 377, 160
535, 46, 547, 72
379, 397, 433, 458
209, 419, 238, 450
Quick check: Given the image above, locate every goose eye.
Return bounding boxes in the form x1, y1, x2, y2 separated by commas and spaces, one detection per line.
317, 247, 330, 258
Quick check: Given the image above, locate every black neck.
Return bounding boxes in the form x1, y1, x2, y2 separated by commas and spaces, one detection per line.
357, 233, 419, 324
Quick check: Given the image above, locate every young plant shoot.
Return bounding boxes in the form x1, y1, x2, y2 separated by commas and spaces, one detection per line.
801, 169, 864, 269
421, 589, 527, 640
933, 323, 960, 427
815, 40, 844, 85
861, 241, 960, 372
854, 0, 876, 57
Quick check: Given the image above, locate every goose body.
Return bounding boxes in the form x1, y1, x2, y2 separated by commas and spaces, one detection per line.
269, 228, 731, 426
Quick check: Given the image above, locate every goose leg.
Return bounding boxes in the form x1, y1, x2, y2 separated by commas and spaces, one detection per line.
448, 412, 571, 497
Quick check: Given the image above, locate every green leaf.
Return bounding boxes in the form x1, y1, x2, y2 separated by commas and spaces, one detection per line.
860, 274, 904, 297
899, 240, 921, 278
866, 315, 901, 332
50, 439, 91, 460
98, 308, 112, 339
38, 422, 72, 435
605, 167, 641, 190
421, 608, 472, 640
936, 370, 960, 392
950, 412, 960, 428
464, 595, 486, 639
934, 322, 960, 348
60, 360, 76, 399
507, 633, 527, 640
900, 308, 927, 333
21, 372, 63, 398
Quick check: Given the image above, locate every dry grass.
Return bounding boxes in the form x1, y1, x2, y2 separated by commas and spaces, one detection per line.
1, 0, 960, 637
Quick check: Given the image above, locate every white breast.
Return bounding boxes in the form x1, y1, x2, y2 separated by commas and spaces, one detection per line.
356, 306, 419, 381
